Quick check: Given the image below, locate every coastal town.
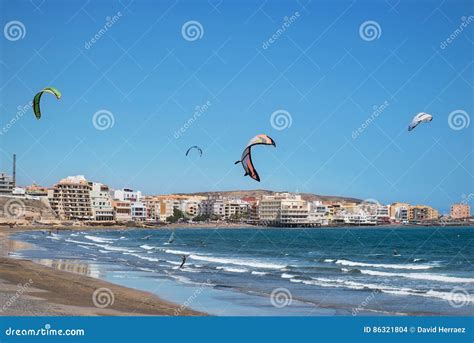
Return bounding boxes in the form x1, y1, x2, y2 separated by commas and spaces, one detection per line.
0, 157, 471, 228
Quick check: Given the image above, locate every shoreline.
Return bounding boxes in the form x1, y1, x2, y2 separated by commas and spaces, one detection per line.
1, 221, 472, 233
0, 228, 205, 316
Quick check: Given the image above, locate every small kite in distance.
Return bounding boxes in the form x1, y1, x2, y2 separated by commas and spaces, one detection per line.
408, 112, 432, 131
235, 134, 276, 182
185, 146, 203, 157
33, 87, 62, 120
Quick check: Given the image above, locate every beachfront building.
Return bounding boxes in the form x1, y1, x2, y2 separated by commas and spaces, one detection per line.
450, 203, 470, 219
90, 183, 114, 221
224, 198, 249, 221
258, 193, 318, 227
408, 205, 439, 222
332, 209, 377, 226
199, 197, 225, 218
142, 196, 161, 221
131, 201, 147, 221
308, 201, 330, 226
390, 202, 410, 223
376, 205, 390, 224
112, 200, 132, 222
113, 188, 142, 202
0, 172, 14, 195
49, 175, 93, 220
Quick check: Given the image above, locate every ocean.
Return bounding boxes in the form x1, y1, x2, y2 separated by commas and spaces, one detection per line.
11, 226, 474, 316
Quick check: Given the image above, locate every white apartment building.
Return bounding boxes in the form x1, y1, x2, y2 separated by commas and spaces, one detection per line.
333, 210, 377, 226
0, 172, 14, 195
224, 199, 249, 220
113, 188, 142, 202
131, 201, 147, 221
259, 193, 318, 227
199, 198, 225, 218
90, 182, 114, 221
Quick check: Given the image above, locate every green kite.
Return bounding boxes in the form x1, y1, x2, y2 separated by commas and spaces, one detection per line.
33, 87, 61, 119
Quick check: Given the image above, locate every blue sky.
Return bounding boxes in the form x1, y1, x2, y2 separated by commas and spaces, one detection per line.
0, 0, 472, 213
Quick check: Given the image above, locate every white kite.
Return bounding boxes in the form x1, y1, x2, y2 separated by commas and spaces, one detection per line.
408, 112, 433, 131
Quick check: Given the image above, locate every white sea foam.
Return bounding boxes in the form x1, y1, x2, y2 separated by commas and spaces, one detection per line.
124, 253, 160, 262
140, 244, 155, 250
164, 249, 191, 255
188, 254, 286, 270
359, 269, 474, 283
333, 259, 435, 270
281, 273, 296, 279
251, 271, 268, 276
65, 239, 97, 246
216, 266, 248, 273
101, 245, 135, 253
324, 259, 335, 263
84, 235, 115, 243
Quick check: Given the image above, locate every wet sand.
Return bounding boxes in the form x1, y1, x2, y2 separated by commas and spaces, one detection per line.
0, 229, 204, 316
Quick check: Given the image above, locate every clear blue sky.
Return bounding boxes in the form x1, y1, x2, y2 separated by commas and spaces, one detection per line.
0, 0, 472, 213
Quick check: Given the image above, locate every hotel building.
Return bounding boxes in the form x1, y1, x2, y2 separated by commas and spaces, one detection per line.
450, 203, 470, 219
408, 205, 439, 222
49, 175, 93, 220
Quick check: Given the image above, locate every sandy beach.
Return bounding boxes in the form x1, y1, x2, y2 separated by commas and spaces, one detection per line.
0, 229, 204, 316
